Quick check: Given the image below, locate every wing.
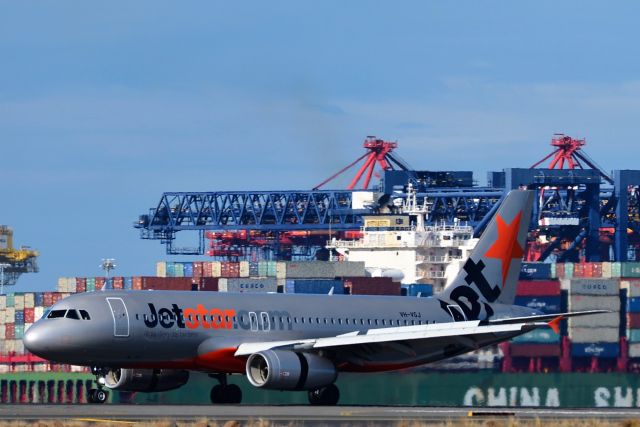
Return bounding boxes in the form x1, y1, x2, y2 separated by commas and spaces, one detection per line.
234, 310, 608, 370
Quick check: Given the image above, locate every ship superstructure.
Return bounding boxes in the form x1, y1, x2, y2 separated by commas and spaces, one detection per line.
327, 184, 477, 291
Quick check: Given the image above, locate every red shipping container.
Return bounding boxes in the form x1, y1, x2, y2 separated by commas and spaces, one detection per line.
590, 263, 603, 278
139, 277, 192, 291
345, 277, 401, 296
199, 277, 219, 292
628, 313, 640, 329
221, 262, 240, 278
24, 308, 35, 324
516, 280, 561, 296
193, 262, 204, 279
76, 278, 87, 293
132, 277, 143, 290
5, 324, 15, 340
556, 263, 566, 279
509, 344, 561, 357
573, 263, 587, 278
112, 277, 124, 290
203, 262, 213, 278
43, 293, 54, 307
95, 277, 106, 290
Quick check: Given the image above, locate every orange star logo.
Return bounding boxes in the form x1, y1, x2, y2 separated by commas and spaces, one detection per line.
484, 211, 524, 288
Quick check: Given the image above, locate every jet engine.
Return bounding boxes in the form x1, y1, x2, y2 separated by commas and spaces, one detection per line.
246, 350, 337, 390
104, 369, 189, 392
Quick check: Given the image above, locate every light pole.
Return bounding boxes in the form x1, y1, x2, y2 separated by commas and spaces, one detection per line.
0, 263, 11, 295
99, 258, 116, 290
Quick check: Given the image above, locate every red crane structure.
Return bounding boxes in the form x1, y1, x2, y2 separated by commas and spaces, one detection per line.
530, 133, 613, 183
313, 136, 411, 190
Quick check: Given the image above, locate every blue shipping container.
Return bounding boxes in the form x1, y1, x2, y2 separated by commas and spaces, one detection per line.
402, 284, 434, 297
183, 263, 193, 278
571, 343, 620, 358
519, 262, 552, 280
288, 279, 344, 295
124, 277, 133, 290
514, 296, 561, 314
34, 293, 45, 307
14, 310, 25, 325
628, 297, 640, 313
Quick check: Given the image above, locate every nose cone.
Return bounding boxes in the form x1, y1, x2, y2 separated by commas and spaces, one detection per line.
23, 322, 73, 361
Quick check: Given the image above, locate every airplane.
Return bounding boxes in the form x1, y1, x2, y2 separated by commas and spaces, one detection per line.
23, 190, 606, 405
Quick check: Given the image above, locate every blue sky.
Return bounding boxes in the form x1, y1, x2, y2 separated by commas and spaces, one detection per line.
2, 1, 640, 291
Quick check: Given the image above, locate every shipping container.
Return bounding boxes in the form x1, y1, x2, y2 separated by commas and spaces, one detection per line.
239, 261, 250, 278
514, 296, 561, 314
571, 342, 619, 358
345, 277, 401, 296
561, 279, 620, 296
519, 263, 552, 280
401, 284, 434, 297
628, 313, 640, 329
627, 329, 640, 343
23, 308, 35, 324
511, 329, 560, 344
509, 344, 560, 357
334, 262, 366, 278
267, 261, 277, 277
568, 295, 620, 312
183, 262, 193, 278
568, 327, 619, 343
622, 263, 640, 278
516, 280, 560, 297
611, 262, 622, 278
622, 279, 640, 298
23, 293, 34, 308
568, 312, 620, 328
629, 343, 640, 358
285, 279, 345, 295
192, 262, 204, 279
5, 294, 14, 308
198, 277, 219, 292
220, 278, 277, 293
602, 262, 612, 279
156, 261, 167, 277
249, 262, 260, 277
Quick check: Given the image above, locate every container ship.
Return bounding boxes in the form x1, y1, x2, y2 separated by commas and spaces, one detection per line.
4, 134, 640, 407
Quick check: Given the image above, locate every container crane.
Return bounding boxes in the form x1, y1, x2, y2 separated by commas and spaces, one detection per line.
0, 226, 39, 288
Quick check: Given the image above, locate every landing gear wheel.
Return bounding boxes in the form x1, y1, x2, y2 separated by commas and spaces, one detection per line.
88, 388, 108, 404
225, 384, 242, 404
308, 384, 340, 406
210, 384, 225, 404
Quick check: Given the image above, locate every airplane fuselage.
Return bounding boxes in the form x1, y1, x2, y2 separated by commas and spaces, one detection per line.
25, 290, 539, 373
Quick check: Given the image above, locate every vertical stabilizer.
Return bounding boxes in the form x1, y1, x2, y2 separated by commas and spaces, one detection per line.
437, 190, 533, 318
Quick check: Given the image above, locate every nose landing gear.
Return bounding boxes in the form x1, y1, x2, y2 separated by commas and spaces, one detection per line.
209, 374, 242, 404
88, 366, 110, 404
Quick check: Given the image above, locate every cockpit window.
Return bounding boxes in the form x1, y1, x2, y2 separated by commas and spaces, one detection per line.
66, 310, 80, 320
47, 310, 67, 319
79, 310, 91, 320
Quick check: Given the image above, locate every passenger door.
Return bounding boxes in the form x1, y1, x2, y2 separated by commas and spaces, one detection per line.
106, 297, 130, 337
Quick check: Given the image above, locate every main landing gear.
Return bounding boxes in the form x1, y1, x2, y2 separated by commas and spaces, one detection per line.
209, 374, 242, 404
88, 366, 110, 404
308, 384, 340, 406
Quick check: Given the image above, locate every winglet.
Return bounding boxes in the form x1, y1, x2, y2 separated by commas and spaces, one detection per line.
547, 316, 563, 334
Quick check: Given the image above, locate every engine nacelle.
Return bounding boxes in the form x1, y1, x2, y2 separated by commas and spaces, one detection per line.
104, 369, 189, 392
246, 350, 337, 391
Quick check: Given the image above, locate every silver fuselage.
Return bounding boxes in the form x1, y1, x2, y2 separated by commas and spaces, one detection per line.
24, 290, 538, 373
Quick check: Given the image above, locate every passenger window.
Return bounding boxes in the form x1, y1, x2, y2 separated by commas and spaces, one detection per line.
66, 310, 80, 320
47, 310, 67, 319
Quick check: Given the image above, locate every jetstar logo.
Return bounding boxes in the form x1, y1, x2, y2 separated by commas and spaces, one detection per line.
143, 303, 293, 331
144, 303, 236, 330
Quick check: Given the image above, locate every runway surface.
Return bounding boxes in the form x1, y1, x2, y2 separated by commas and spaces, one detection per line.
2, 405, 640, 423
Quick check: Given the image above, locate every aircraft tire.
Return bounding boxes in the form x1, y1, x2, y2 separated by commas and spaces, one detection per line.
88, 388, 108, 404
225, 384, 242, 404
210, 385, 225, 404
308, 384, 340, 406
